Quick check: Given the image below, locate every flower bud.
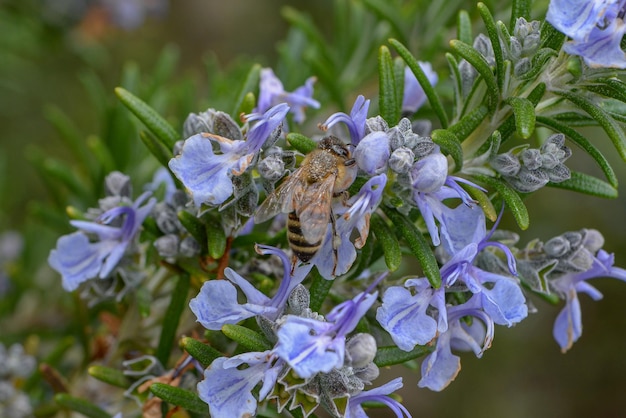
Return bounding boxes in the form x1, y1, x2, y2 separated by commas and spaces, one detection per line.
387, 126, 404, 150
258, 154, 285, 181
287, 284, 310, 315
179, 236, 200, 258
354, 131, 390, 175
154, 202, 181, 234
412, 137, 436, 157
154, 234, 180, 258
389, 147, 415, 174
508, 167, 548, 192
546, 164, 570, 183
521, 148, 542, 170
346, 333, 377, 368
581, 229, 604, 254
105, 171, 132, 197
544, 236, 570, 257
183, 110, 213, 138
213, 111, 243, 141
491, 152, 521, 176
411, 152, 448, 192
365, 115, 388, 134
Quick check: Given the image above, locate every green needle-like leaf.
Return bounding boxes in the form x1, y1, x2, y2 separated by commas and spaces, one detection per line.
374, 345, 434, 367
449, 105, 489, 142
378, 45, 400, 126
287, 132, 317, 154
156, 274, 190, 366
232, 64, 261, 117
540, 21, 566, 51
221, 324, 273, 352
431, 128, 463, 170
309, 267, 333, 312
139, 130, 173, 168
178, 210, 208, 254
505, 97, 536, 139
450, 39, 500, 110
474, 174, 529, 230
390, 38, 449, 128
361, 0, 408, 45
510, 0, 531, 29
87, 366, 131, 389
554, 89, 626, 161
181, 337, 222, 369
381, 206, 441, 288
115, 87, 179, 150
370, 213, 401, 271
548, 171, 618, 198
586, 78, 626, 103
457, 10, 473, 46
54, 394, 111, 418
478, 3, 505, 92
149, 383, 209, 415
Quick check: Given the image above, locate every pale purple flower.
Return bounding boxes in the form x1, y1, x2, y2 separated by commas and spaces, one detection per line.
256, 68, 320, 123
100, 0, 168, 30
402, 62, 438, 114
419, 295, 494, 391
354, 131, 390, 175
312, 174, 386, 278
169, 103, 289, 207
198, 351, 284, 418
438, 205, 527, 326
273, 277, 380, 378
48, 192, 156, 291
377, 277, 447, 350
320, 95, 370, 145
410, 150, 481, 246
346, 378, 411, 418
547, 0, 626, 68
189, 245, 312, 330
551, 249, 626, 352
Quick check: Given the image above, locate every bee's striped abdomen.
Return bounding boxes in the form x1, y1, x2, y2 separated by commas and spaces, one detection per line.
287, 212, 321, 262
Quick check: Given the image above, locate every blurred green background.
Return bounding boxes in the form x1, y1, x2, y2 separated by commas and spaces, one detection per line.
1, 1, 626, 417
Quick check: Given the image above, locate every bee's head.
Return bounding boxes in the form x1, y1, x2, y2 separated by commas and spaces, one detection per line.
319, 135, 351, 159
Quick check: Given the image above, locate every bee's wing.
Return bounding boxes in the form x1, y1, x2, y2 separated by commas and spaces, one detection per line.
254, 168, 308, 223
297, 173, 336, 245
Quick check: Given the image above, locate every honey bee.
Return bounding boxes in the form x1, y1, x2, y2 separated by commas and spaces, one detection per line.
255, 136, 358, 264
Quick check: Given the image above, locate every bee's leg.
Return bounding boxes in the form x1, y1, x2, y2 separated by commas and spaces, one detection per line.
330, 212, 339, 276
291, 254, 298, 276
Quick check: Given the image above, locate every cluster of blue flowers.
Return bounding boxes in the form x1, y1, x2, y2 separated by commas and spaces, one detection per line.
42, 1, 626, 417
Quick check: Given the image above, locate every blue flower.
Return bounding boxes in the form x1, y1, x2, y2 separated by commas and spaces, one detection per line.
410, 150, 481, 246
198, 351, 284, 418
312, 174, 386, 278
438, 205, 527, 326
551, 249, 626, 352
377, 277, 447, 350
346, 378, 411, 418
48, 192, 156, 291
169, 103, 289, 207
547, 0, 626, 68
402, 62, 438, 114
273, 277, 380, 378
257, 68, 320, 123
320, 95, 370, 145
418, 295, 494, 391
190, 245, 312, 330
